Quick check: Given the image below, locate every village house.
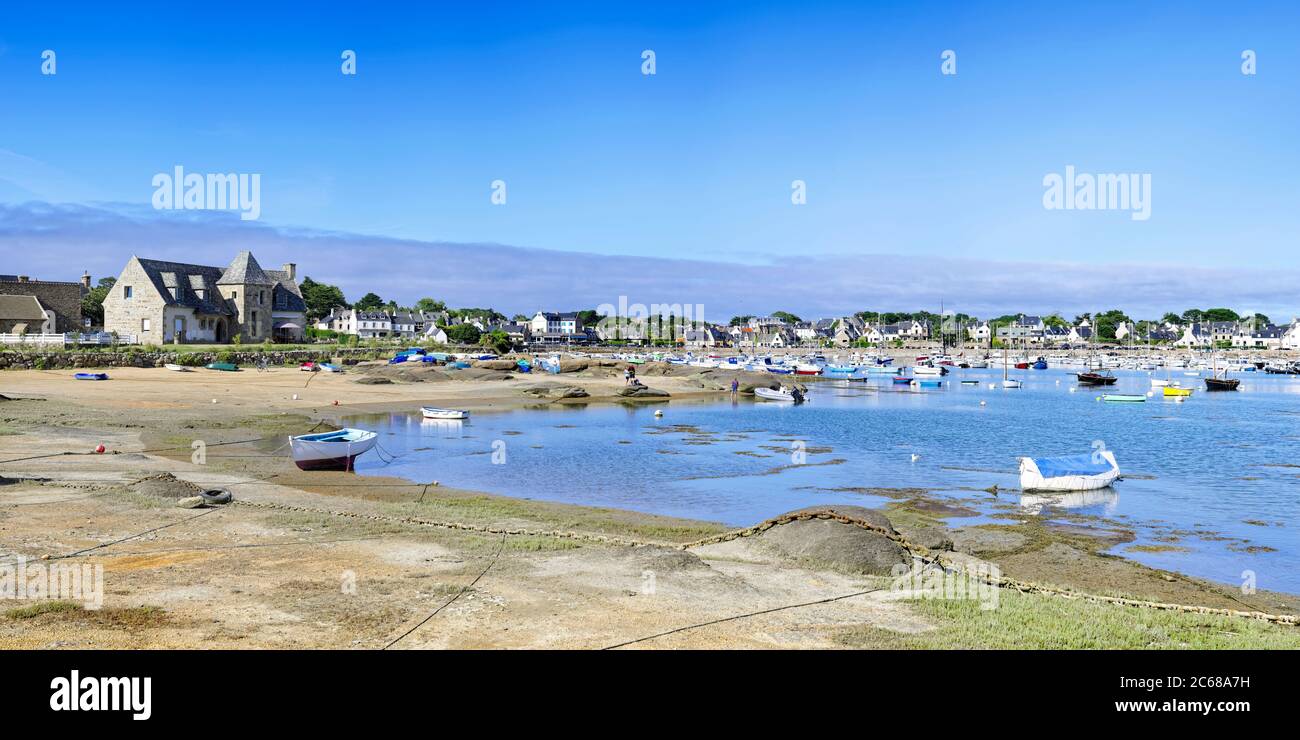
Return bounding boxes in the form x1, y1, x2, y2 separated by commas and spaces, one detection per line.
0, 295, 56, 334
0, 273, 89, 333
1232, 324, 1285, 349
996, 315, 1046, 344
530, 311, 588, 344
684, 325, 729, 348
966, 321, 992, 344
102, 252, 306, 344
1283, 320, 1300, 351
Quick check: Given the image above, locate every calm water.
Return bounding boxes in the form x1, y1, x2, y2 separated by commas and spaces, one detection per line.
352, 367, 1300, 593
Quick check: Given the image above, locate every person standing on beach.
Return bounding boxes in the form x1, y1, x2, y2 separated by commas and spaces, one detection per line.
730, 378, 739, 397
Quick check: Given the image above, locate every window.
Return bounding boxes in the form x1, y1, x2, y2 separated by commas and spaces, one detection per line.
123, 285, 133, 299
250, 311, 258, 335
141, 318, 151, 331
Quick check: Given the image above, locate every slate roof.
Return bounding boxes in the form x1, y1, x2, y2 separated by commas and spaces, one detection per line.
134, 259, 233, 315
217, 251, 272, 285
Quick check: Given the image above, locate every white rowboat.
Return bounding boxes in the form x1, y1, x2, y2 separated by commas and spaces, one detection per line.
421, 407, 470, 420
289, 428, 378, 471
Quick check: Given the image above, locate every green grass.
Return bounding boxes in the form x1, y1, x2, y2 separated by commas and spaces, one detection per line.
5, 600, 84, 619
836, 588, 1300, 649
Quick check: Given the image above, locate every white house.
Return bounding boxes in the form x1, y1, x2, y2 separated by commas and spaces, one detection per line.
966, 321, 991, 343
1283, 319, 1300, 350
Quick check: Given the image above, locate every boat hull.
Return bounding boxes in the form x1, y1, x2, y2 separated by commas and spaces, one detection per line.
1019, 450, 1120, 492
421, 407, 470, 420
289, 429, 378, 471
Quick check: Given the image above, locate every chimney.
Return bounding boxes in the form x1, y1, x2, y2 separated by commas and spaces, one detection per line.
17, 276, 28, 283
282, 263, 296, 281
81, 272, 92, 289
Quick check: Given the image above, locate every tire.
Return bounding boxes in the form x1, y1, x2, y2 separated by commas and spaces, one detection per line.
199, 488, 233, 505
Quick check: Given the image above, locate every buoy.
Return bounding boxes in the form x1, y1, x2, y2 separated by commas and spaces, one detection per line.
986, 383, 995, 390
211, 398, 218, 404
654, 409, 663, 417
979, 400, 987, 407
910, 453, 920, 463
292, 394, 299, 400
1147, 391, 1154, 397
1069, 387, 1076, 393
94, 444, 105, 454
1096, 396, 1102, 402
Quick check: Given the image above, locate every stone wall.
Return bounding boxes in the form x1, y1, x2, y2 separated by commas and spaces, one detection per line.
0, 347, 382, 371
0, 279, 84, 333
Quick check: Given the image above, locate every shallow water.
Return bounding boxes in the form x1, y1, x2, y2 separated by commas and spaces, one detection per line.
352, 367, 1300, 593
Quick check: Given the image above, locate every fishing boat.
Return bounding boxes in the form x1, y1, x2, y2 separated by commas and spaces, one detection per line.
912, 365, 947, 376
74, 372, 109, 381
754, 386, 804, 403
892, 376, 913, 385
1101, 394, 1146, 403
1014, 361, 1030, 370
320, 363, 343, 373
911, 379, 943, 388
1076, 372, 1117, 386
1150, 378, 1169, 388
1205, 377, 1240, 391
288, 428, 378, 471
1019, 450, 1121, 492
163, 363, 191, 372
205, 362, 238, 372
1205, 354, 1239, 391
1032, 358, 1048, 370
388, 355, 408, 365
421, 407, 470, 420
765, 366, 793, 375
1163, 386, 1193, 397
794, 364, 823, 376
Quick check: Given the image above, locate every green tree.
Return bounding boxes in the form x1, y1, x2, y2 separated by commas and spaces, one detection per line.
354, 292, 384, 311
1160, 312, 1182, 326
729, 315, 754, 326
1093, 309, 1132, 340
481, 329, 512, 354
446, 323, 482, 345
771, 311, 801, 324
298, 277, 349, 321
414, 297, 447, 313
1202, 308, 1240, 323
80, 276, 116, 327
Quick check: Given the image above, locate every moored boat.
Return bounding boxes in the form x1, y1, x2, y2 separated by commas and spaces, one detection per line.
163, 363, 191, 372
754, 386, 804, 402
205, 362, 239, 372
1163, 386, 1193, 397
1076, 372, 1117, 386
1205, 377, 1240, 391
289, 428, 378, 471
421, 407, 470, 420
74, 372, 109, 381
1101, 394, 1145, 403
1019, 450, 1120, 492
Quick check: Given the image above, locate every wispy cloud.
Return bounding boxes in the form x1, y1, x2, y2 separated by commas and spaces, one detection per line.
1, 201, 1295, 321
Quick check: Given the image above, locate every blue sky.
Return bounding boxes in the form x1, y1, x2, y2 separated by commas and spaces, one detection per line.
1, 1, 1299, 318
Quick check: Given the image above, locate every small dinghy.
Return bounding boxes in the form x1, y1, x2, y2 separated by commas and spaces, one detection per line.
299, 362, 320, 372
421, 407, 470, 420
289, 428, 378, 471
163, 363, 191, 372
754, 387, 804, 403
959, 380, 980, 386
319, 363, 343, 373
74, 372, 109, 381
1163, 386, 1193, 397
206, 362, 239, 372
1101, 394, 1146, 403
1019, 450, 1120, 492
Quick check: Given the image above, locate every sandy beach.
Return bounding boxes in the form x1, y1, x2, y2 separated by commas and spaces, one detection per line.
2, 362, 1298, 649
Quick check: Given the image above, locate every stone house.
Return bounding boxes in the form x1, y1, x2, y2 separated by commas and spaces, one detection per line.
0, 274, 88, 332
102, 251, 305, 344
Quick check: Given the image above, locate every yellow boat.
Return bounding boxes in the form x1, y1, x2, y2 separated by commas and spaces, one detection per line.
1163, 386, 1193, 397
